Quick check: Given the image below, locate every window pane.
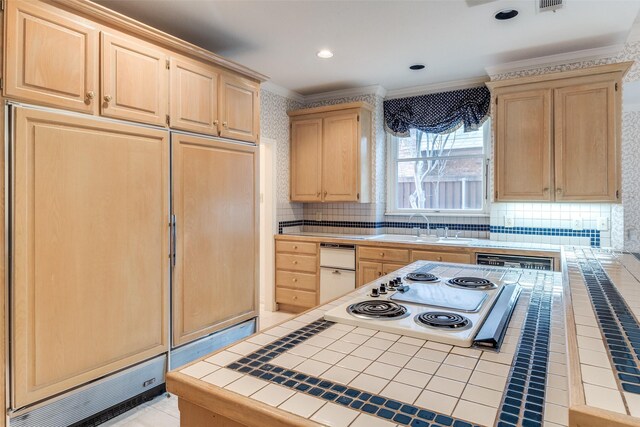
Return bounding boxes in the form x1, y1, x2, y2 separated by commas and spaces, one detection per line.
396, 126, 484, 160
395, 157, 484, 210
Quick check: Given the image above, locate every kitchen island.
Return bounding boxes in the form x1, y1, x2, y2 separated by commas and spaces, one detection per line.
167, 247, 640, 427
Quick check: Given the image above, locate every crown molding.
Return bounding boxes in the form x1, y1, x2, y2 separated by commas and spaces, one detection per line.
485, 44, 624, 77
261, 81, 306, 103
384, 76, 490, 100
303, 85, 387, 104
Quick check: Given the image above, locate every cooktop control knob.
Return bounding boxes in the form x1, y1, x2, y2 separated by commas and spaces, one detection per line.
370, 288, 379, 297
379, 284, 387, 294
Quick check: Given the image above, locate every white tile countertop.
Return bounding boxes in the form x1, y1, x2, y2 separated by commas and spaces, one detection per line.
168, 262, 570, 427
167, 248, 640, 427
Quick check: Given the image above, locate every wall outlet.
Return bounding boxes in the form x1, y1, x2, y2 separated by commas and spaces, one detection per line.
572, 217, 583, 230
315, 211, 322, 221
596, 217, 609, 231
504, 216, 515, 228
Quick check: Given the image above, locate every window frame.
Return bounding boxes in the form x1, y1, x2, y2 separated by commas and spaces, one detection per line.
385, 121, 491, 217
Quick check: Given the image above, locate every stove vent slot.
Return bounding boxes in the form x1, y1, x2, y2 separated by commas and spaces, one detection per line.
538, 0, 563, 12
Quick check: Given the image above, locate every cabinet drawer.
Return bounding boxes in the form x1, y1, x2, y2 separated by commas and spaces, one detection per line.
276, 253, 317, 273
411, 250, 471, 264
275, 270, 317, 291
276, 240, 317, 255
359, 247, 410, 263
276, 288, 316, 308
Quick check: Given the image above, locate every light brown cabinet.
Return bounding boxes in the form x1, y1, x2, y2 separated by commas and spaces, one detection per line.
5, 0, 99, 113
219, 73, 260, 143
489, 62, 631, 203
289, 102, 372, 203
290, 118, 323, 201
357, 246, 410, 287
275, 240, 319, 311
172, 133, 258, 347
554, 81, 618, 201
169, 57, 219, 135
4, 0, 262, 141
101, 31, 168, 126
358, 261, 384, 287
12, 108, 169, 408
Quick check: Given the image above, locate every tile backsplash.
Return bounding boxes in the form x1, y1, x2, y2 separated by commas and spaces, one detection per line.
278, 201, 619, 248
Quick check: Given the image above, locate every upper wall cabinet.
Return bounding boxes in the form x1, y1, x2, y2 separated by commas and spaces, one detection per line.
5, 0, 99, 113
219, 73, 260, 143
488, 62, 632, 203
3, 0, 265, 139
169, 57, 219, 135
289, 102, 372, 203
101, 31, 168, 126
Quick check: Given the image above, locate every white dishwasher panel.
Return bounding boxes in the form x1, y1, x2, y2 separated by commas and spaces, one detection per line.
320, 268, 356, 304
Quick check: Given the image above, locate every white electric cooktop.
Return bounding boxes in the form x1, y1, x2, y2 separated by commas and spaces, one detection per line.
324, 264, 522, 347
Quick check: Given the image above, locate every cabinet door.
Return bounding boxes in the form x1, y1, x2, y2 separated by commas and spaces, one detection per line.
101, 31, 168, 126
5, 0, 98, 113
219, 74, 260, 143
358, 261, 382, 287
554, 81, 618, 201
382, 263, 406, 276
172, 134, 258, 347
495, 89, 552, 201
170, 57, 219, 135
322, 112, 360, 201
12, 108, 169, 408
291, 118, 322, 201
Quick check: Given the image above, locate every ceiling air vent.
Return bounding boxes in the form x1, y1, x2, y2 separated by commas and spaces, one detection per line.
538, 0, 563, 13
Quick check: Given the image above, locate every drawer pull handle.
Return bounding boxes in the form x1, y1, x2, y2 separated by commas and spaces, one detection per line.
332, 270, 341, 274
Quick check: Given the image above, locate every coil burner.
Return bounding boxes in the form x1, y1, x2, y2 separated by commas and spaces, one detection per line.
447, 277, 497, 290
415, 312, 471, 330
347, 300, 410, 320
405, 272, 439, 282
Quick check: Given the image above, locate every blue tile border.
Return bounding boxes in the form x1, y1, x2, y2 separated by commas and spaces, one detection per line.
490, 226, 601, 247
575, 257, 640, 395
226, 319, 483, 427
277, 220, 601, 247
497, 279, 553, 427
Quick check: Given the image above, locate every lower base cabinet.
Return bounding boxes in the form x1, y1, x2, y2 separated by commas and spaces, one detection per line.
12, 108, 169, 408
411, 250, 472, 264
275, 240, 319, 312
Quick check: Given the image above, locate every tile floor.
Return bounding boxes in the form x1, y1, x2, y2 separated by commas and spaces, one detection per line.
101, 307, 295, 426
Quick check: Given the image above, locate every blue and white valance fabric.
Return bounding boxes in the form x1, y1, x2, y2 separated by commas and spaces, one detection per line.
383, 86, 491, 137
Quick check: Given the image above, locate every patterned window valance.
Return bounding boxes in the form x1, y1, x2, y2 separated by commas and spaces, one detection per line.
383, 86, 491, 137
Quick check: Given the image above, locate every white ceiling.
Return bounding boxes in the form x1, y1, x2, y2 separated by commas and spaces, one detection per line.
96, 0, 640, 96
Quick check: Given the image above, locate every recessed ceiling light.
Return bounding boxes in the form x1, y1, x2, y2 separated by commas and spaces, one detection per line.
494, 9, 519, 20
317, 49, 334, 59
409, 64, 426, 71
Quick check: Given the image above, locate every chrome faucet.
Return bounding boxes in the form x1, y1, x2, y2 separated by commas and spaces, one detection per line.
408, 213, 430, 238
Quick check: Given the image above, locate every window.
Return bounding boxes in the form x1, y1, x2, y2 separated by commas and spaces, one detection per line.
387, 122, 489, 214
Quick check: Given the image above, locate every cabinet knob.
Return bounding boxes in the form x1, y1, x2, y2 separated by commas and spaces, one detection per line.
323, 191, 328, 197
293, 295, 298, 300
293, 245, 298, 249
437, 256, 443, 261
380, 252, 385, 257
378, 272, 382, 277
213, 120, 219, 126
556, 188, 563, 194
543, 188, 549, 194
317, 192, 321, 197
292, 278, 298, 282
293, 260, 298, 264
104, 95, 112, 103
85, 91, 95, 100
223, 121, 228, 128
